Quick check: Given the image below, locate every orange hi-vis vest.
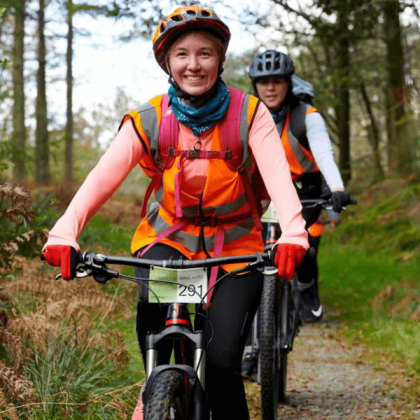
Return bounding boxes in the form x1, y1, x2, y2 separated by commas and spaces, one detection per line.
279, 103, 320, 181
120, 86, 267, 300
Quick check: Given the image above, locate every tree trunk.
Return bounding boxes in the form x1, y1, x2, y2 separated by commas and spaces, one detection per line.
336, 10, 351, 186
34, 0, 50, 184
383, 0, 411, 175
12, 0, 26, 182
359, 81, 384, 180
65, 0, 73, 182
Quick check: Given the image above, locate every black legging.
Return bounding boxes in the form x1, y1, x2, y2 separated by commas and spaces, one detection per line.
135, 244, 264, 420
296, 203, 322, 284
295, 172, 326, 284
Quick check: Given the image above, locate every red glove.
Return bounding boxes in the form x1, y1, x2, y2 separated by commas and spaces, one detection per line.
274, 243, 307, 280
42, 245, 78, 280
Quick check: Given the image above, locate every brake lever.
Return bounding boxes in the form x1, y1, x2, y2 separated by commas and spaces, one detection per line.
75, 266, 94, 278
55, 266, 93, 280
229, 252, 267, 274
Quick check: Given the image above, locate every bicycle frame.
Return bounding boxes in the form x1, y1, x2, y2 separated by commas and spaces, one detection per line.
71, 250, 274, 420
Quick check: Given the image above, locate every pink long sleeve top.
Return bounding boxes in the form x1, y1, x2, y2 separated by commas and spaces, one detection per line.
45, 101, 309, 252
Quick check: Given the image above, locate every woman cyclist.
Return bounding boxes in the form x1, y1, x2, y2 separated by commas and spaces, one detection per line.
248, 49, 351, 323
42, 8, 309, 419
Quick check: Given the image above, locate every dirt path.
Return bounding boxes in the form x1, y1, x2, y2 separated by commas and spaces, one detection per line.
246, 320, 420, 419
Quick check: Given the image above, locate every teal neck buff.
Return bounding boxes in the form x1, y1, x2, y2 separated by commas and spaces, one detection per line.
168, 79, 231, 136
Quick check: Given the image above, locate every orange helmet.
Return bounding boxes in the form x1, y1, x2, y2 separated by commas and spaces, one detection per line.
153, 5, 231, 73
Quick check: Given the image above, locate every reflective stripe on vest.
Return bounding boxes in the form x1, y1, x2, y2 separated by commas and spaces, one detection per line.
123, 88, 264, 263
144, 208, 256, 252
119, 96, 163, 177
155, 191, 249, 219
280, 104, 320, 180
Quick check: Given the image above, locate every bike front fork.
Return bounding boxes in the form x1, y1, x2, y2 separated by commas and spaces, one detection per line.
143, 325, 208, 420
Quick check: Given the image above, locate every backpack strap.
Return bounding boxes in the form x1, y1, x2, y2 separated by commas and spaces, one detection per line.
289, 101, 320, 150
140, 95, 179, 217
220, 87, 247, 168
158, 95, 179, 168
289, 101, 309, 149
220, 87, 263, 230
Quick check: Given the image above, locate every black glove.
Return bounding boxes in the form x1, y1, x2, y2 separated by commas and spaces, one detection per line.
331, 191, 351, 213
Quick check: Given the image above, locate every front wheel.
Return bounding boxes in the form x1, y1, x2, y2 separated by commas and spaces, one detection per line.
145, 370, 190, 420
259, 272, 281, 420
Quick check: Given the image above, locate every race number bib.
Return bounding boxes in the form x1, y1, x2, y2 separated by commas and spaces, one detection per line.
261, 202, 279, 223
149, 266, 208, 304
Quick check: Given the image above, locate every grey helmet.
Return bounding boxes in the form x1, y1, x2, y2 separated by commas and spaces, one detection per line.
248, 50, 295, 81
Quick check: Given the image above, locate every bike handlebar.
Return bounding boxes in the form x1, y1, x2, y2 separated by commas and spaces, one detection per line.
300, 196, 357, 208
78, 250, 273, 269
71, 250, 274, 284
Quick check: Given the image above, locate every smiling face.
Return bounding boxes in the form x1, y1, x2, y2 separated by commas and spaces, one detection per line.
256, 76, 290, 111
167, 30, 222, 97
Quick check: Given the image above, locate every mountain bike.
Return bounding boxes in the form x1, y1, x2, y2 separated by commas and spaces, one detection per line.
249, 196, 357, 420
50, 249, 276, 420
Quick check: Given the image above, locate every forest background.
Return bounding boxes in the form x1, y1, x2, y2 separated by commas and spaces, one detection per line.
1, 0, 420, 418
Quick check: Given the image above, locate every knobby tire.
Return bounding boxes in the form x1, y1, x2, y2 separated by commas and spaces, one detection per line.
145, 370, 190, 420
259, 274, 281, 420
278, 280, 291, 403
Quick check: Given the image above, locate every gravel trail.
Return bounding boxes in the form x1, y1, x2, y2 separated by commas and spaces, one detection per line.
247, 320, 420, 419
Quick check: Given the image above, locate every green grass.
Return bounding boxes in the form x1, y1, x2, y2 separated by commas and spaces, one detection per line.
320, 244, 420, 361
21, 318, 139, 419
6, 180, 420, 417
80, 212, 145, 375
78, 215, 134, 253
317, 186, 420, 403
319, 246, 420, 321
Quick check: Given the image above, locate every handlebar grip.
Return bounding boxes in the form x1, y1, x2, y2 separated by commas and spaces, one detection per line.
40, 253, 45, 261
349, 197, 358, 205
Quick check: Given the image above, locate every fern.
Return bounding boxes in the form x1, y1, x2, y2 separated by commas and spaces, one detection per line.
0, 184, 53, 268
